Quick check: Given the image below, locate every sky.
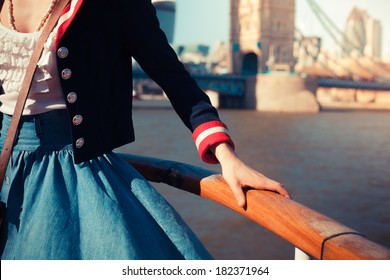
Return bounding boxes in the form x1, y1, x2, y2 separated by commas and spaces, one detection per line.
173, 0, 390, 59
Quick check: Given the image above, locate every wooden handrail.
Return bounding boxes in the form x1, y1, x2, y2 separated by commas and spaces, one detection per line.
119, 153, 390, 260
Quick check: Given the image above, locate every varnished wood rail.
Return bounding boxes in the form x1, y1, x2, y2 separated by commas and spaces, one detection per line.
119, 153, 390, 260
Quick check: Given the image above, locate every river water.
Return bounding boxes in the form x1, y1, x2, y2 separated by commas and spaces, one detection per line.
115, 100, 390, 260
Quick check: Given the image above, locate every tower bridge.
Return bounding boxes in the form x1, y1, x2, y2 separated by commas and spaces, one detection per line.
139, 0, 390, 111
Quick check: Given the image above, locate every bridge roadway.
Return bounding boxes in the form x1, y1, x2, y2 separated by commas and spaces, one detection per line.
132, 70, 390, 97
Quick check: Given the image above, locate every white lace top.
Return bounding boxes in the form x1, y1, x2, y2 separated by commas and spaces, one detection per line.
0, 22, 66, 115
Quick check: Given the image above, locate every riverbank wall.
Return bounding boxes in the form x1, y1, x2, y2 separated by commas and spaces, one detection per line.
316, 87, 390, 111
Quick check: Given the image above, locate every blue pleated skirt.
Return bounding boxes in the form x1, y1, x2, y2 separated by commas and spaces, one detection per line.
0, 110, 212, 260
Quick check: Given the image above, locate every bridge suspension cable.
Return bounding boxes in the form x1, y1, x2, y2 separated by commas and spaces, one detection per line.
306, 0, 360, 55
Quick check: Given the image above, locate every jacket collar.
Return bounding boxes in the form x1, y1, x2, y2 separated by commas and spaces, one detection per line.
55, 0, 84, 50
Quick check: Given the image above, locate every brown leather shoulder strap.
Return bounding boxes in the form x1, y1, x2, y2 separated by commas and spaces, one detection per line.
0, 0, 70, 190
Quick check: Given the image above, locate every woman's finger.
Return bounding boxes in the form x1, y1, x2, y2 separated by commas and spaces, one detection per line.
252, 178, 291, 199
228, 180, 246, 207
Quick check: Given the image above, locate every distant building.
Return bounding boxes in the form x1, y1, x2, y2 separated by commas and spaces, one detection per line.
229, 0, 296, 74
172, 44, 209, 57
365, 17, 382, 58
343, 7, 382, 58
294, 36, 322, 68
208, 41, 230, 74
385, 51, 390, 63
152, 0, 176, 43
171, 44, 210, 74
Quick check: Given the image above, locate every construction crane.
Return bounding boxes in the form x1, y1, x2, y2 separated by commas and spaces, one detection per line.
304, 0, 390, 82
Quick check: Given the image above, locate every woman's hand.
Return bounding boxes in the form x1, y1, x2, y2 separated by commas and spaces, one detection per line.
211, 143, 291, 207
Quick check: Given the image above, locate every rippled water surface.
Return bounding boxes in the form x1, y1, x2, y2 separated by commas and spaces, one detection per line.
116, 101, 390, 259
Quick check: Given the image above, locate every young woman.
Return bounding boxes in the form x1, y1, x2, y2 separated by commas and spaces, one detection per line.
0, 0, 290, 259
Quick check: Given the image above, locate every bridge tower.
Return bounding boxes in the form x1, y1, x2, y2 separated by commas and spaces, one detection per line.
229, 0, 296, 74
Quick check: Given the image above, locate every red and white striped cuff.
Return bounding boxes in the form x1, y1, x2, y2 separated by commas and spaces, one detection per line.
192, 121, 235, 164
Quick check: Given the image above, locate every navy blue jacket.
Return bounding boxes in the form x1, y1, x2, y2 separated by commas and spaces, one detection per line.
5, 0, 233, 164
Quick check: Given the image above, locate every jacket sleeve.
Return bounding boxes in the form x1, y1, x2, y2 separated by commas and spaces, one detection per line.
121, 0, 234, 164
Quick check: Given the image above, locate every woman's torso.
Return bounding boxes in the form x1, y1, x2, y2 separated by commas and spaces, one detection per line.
0, 0, 66, 115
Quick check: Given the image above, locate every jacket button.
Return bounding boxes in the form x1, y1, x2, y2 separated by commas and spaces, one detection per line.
61, 68, 72, 80
75, 138, 84, 148
72, 115, 83, 126
57, 47, 69, 58
67, 92, 77, 103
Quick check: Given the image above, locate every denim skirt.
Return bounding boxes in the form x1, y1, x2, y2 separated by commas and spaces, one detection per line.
0, 110, 212, 260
